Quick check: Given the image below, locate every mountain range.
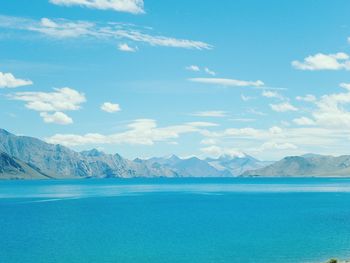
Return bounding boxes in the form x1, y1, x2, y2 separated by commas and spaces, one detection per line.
0, 128, 269, 179
2, 128, 350, 179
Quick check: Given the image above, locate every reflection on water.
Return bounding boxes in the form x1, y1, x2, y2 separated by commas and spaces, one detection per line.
2, 178, 350, 201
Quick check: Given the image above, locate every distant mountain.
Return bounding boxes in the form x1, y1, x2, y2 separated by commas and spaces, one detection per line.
0, 128, 273, 179
0, 129, 174, 179
0, 151, 51, 179
142, 155, 225, 177
243, 154, 350, 177
141, 154, 271, 177
205, 154, 272, 176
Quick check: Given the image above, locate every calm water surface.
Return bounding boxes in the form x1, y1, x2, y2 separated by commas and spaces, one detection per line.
1, 178, 350, 263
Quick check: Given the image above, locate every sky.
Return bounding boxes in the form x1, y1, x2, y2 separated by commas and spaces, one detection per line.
1, 0, 350, 161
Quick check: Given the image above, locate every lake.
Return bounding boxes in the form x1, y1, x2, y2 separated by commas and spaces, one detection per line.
1, 178, 350, 263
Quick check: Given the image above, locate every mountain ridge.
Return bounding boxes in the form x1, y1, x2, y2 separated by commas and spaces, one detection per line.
0, 128, 268, 179
3, 128, 349, 179
243, 154, 350, 177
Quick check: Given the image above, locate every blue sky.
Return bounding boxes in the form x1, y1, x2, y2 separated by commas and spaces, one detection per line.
1, 0, 350, 160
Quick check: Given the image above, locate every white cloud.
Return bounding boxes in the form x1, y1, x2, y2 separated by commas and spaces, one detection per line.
185, 66, 216, 75
269, 126, 283, 134
270, 102, 298, 112
10, 87, 86, 112
0, 15, 212, 50
118, 43, 137, 52
40, 112, 73, 125
186, 65, 200, 72
9, 87, 85, 125
281, 121, 290, 126
31, 18, 96, 38
45, 119, 216, 146
247, 108, 266, 116
101, 102, 121, 113
311, 84, 350, 129
199, 125, 332, 159
241, 94, 254, 101
340, 82, 350, 91
262, 90, 284, 100
204, 67, 216, 76
296, 94, 316, 102
0, 72, 33, 88
200, 138, 217, 145
259, 141, 297, 151
189, 78, 264, 87
199, 84, 350, 158
186, 121, 218, 127
200, 145, 246, 158
49, 0, 145, 14
191, 111, 227, 117
230, 118, 256, 122
292, 52, 350, 71
293, 117, 316, 126
115, 29, 212, 50
219, 127, 273, 139
292, 84, 350, 129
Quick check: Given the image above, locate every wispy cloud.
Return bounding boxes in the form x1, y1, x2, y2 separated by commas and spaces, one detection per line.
185, 65, 215, 75
258, 141, 297, 151
49, 0, 145, 14
247, 108, 266, 116
185, 65, 200, 72
296, 94, 316, 102
0, 15, 212, 50
241, 94, 255, 101
189, 77, 264, 87
292, 52, 350, 71
262, 90, 284, 100
29, 17, 96, 38
293, 117, 315, 126
191, 111, 227, 117
204, 67, 216, 76
270, 102, 298, 112
230, 118, 256, 122
0, 71, 33, 88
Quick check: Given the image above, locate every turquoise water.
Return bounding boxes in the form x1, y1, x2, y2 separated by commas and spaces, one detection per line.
1, 178, 350, 263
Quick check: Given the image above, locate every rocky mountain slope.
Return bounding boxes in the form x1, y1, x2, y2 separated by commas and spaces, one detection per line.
0, 151, 51, 179
0, 129, 176, 179
243, 154, 350, 177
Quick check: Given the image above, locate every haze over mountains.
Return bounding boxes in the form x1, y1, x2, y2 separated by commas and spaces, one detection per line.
0, 128, 269, 179
1, 128, 350, 179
